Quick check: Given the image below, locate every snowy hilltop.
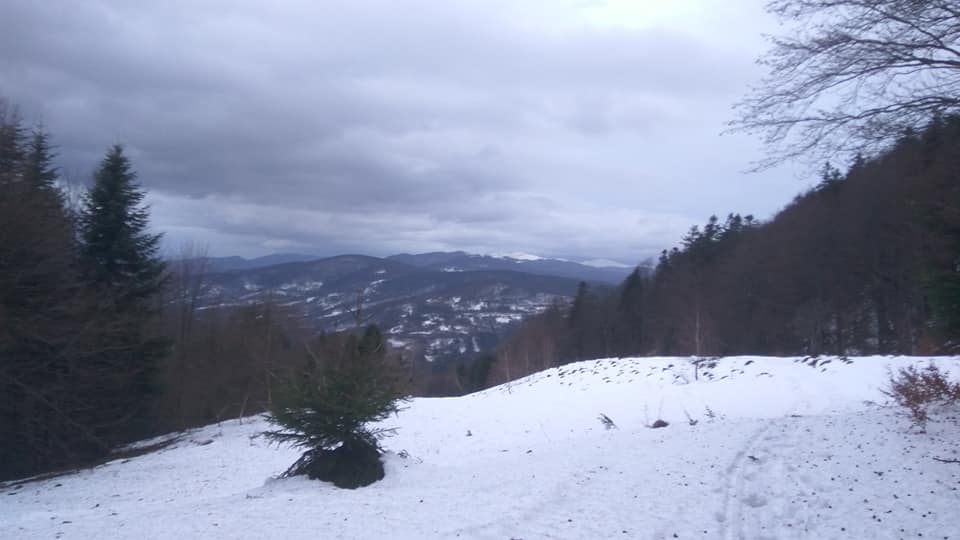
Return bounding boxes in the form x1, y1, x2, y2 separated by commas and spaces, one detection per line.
2, 355, 959, 539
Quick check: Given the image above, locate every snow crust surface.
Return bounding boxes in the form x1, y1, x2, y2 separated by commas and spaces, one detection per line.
3, 356, 960, 539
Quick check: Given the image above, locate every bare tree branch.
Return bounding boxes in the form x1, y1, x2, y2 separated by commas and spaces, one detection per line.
729, 0, 960, 170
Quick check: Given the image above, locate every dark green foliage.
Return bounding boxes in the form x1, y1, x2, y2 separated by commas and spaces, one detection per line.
23, 130, 60, 192
79, 145, 166, 309
927, 271, 960, 345
614, 268, 645, 355
567, 281, 605, 362
264, 325, 407, 487
0, 100, 25, 173
568, 281, 592, 354
0, 104, 115, 479
921, 117, 960, 345
815, 162, 844, 193
76, 145, 169, 438
456, 352, 496, 393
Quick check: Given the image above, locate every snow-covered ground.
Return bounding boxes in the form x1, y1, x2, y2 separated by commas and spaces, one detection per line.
3, 356, 960, 539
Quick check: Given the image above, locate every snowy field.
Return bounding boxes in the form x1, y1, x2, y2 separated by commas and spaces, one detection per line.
2, 356, 960, 539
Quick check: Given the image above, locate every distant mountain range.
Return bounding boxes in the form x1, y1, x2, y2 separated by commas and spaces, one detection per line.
202, 251, 635, 284
384, 251, 634, 284
202, 253, 327, 273
192, 251, 643, 364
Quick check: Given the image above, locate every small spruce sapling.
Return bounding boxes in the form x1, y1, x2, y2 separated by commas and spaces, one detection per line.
264, 325, 408, 488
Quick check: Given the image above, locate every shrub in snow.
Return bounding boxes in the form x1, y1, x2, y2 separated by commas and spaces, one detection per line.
264, 325, 408, 488
598, 413, 617, 430
650, 419, 669, 429
883, 363, 960, 428
704, 406, 718, 420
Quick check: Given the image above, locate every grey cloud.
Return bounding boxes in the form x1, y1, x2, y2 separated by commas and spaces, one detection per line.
151, 190, 689, 262
1, 0, 802, 261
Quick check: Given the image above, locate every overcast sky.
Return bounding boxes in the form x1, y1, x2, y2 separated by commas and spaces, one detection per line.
1, 0, 811, 263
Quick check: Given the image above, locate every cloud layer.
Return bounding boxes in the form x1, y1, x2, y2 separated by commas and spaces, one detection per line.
0, 0, 806, 261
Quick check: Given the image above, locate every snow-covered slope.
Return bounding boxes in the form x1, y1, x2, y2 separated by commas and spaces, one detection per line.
3, 356, 960, 539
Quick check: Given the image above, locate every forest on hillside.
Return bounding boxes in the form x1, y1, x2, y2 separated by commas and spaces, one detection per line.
0, 102, 412, 481
492, 117, 960, 385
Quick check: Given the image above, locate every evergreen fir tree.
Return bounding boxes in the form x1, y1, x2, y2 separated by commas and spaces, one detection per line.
79, 145, 166, 308
265, 325, 407, 488
0, 99, 25, 176
0, 119, 112, 479
23, 130, 72, 234
456, 352, 496, 393
616, 268, 645, 355
567, 281, 596, 361
23, 130, 59, 189
77, 144, 169, 438
927, 270, 960, 342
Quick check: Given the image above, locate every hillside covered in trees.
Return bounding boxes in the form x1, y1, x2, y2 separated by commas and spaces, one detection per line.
493, 117, 960, 385
0, 101, 171, 480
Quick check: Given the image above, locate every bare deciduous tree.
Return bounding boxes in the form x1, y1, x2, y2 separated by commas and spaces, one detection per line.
167, 242, 210, 428
731, 0, 960, 169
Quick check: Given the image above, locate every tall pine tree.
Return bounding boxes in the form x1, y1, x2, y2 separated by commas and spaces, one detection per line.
78, 144, 168, 438
0, 115, 112, 480
0, 99, 24, 175
79, 145, 166, 307
567, 281, 595, 362
616, 268, 645, 355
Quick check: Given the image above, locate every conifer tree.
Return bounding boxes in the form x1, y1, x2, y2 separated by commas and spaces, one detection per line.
24, 130, 58, 189
265, 325, 407, 488
0, 116, 110, 479
78, 145, 168, 437
567, 281, 593, 361
79, 145, 166, 308
928, 273, 960, 342
0, 99, 24, 175
616, 268, 645, 355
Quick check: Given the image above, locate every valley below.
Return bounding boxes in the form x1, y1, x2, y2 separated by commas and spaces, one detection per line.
194, 251, 633, 364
